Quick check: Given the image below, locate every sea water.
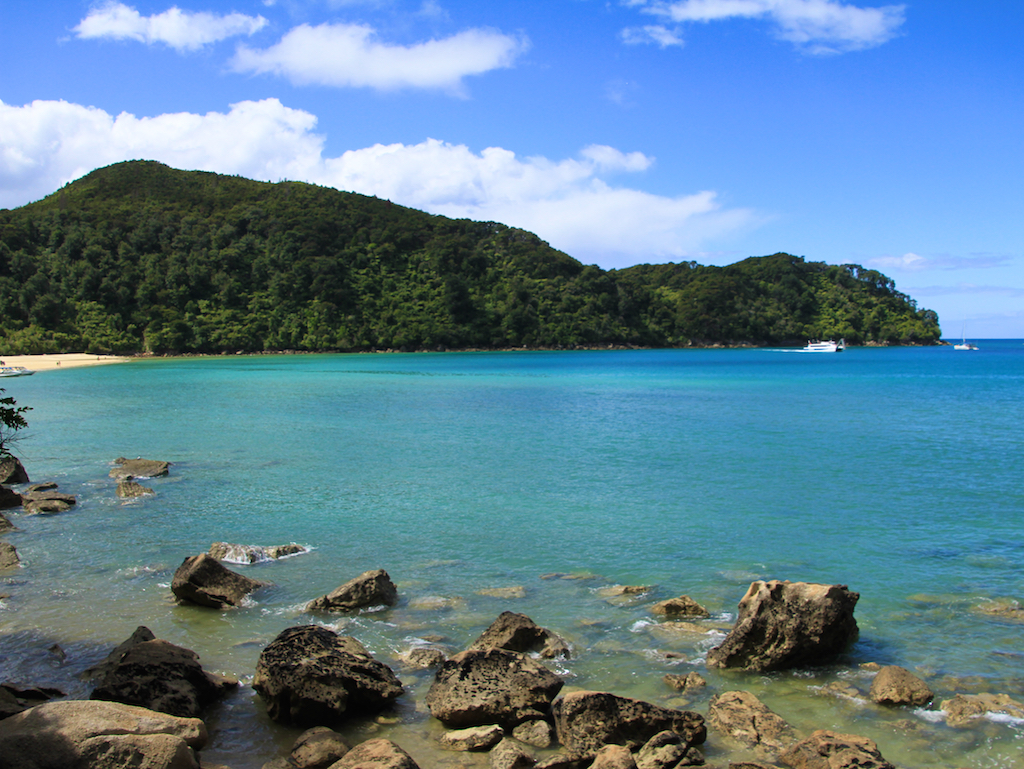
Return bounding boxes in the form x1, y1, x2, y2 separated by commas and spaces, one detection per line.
1, 344, 1023, 767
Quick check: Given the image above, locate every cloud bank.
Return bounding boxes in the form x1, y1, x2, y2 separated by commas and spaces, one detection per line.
74, 2, 267, 51
0, 98, 759, 267
626, 0, 906, 53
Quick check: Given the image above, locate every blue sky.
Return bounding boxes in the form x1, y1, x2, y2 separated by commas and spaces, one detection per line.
1, 1, 1021, 337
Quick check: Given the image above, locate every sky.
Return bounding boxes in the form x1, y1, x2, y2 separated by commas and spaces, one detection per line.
1, 1, 1021, 338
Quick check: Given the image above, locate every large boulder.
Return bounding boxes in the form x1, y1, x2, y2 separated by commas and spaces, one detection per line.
425, 648, 564, 728
330, 739, 421, 769
90, 638, 237, 719
550, 691, 706, 757
306, 569, 398, 612
82, 626, 157, 681
171, 553, 270, 608
110, 457, 170, 479
706, 581, 859, 672
778, 729, 894, 769
707, 690, 796, 758
0, 457, 29, 485
0, 699, 207, 769
253, 625, 404, 727
868, 665, 933, 707
467, 611, 571, 658
0, 485, 22, 510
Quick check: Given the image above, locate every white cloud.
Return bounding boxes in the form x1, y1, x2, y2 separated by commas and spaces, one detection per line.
621, 25, 685, 47
0, 98, 760, 268
231, 22, 527, 93
868, 252, 1013, 272
74, 2, 268, 52
628, 0, 905, 53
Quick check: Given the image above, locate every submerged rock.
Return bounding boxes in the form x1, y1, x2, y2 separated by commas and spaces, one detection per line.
171, 553, 271, 608
110, 457, 170, 479
117, 478, 154, 498
468, 611, 571, 659
940, 692, 1024, 725
306, 569, 398, 612
707, 580, 859, 672
707, 690, 796, 759
778, 729, 895, 769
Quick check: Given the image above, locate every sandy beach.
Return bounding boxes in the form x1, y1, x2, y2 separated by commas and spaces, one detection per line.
0, 353, 132, 372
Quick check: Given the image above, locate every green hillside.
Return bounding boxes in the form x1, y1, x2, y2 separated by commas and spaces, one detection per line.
0, 161, 940, 354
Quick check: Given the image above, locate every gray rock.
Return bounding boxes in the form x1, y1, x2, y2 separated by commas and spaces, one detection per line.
868, 665, 933, 707
468, 611, 571, 659
253, 625, 404, 727
778, 729, 894, 769
110, 457, 170, 479
306, 569, 398, 612
707, 581, 859, 672
425, 648, 563, 728
171, 553, 271, 608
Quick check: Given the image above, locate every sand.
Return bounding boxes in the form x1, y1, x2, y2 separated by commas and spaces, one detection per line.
0, 353, 132, 373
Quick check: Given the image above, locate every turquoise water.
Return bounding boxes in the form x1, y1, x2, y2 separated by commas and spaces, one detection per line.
2, 344, 1023, 767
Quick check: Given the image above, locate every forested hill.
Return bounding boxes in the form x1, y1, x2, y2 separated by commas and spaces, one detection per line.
0, 161, 940, 354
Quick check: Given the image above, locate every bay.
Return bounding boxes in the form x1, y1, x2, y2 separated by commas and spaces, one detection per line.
2, 343, 1023, 767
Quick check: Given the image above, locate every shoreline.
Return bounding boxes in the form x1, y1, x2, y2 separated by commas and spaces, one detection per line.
0, 353, 132, 373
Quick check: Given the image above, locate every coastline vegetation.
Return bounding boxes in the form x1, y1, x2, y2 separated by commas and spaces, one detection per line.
0, 161, 940, 355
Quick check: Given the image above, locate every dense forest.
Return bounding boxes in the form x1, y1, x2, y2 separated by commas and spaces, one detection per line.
0, 161, 940, 354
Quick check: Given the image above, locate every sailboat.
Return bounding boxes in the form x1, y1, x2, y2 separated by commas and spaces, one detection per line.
953, 322, 978, 350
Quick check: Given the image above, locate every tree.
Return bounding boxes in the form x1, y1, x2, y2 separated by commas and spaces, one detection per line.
0, 389, 30, 458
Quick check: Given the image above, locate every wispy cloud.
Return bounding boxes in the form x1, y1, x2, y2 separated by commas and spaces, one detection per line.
74, 2, 268, 52
0, 98, 762, 268
231, 22, 527, 93
869, 252, 1014, 272
625, 0, 906, 53
621, 25, 685, 47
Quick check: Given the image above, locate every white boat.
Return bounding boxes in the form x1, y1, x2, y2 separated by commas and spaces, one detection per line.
953, 323, 978, 350
802, 339, 845, 353
0, 366, 34, 377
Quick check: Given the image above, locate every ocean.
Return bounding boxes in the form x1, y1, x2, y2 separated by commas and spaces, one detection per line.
2, 343, 1023, 767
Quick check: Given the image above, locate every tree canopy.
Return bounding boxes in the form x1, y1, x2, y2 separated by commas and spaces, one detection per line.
0, 161, 941, 354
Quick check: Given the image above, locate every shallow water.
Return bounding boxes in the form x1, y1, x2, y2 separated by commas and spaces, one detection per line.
2, 344, 1023, 767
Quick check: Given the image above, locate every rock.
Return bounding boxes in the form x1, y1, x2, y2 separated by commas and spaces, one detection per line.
708, 691, 796, 758
425, 648, 564, 728
110, 457, 170, 479
663, 672, 705, 692
25, 482, 57, 492
330, 738, 421, 769
777, 729, 894, 769
591, 745, 637, 769
438, 724, 504, 751
0, 541, 19, 568
706, 581, 859, 672
551, 691, 706, 756
289, 726, 350, 769
650, 596, 709, 618
23, 498, 74, 515
635, 730, 703, 769
253, 625, 404, 727
0, 511, 13, 532
468, 611, 571, 659
598, 585, 652, 598
490, 737, 536, 769
0, 457, 28, 485
513, 719, 555, 748
0, 485, 22, 510
208, 541, 308, 563
90, 638, 237, 719
82, 626, 157, 681
170, 553, 271, 608
940, 693, 1024, 726
0, 683, 64, 719
478, 586, 527, 599
21, 490, 76, 506
868, 666, 933, 707
399, 647, 447, 669
117, 479, 154, 498
306, 569, 398, 612
0, 699, 207, 769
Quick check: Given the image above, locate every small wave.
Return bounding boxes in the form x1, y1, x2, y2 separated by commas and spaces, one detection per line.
915, 708, 945, 723
630, 619, 655, 633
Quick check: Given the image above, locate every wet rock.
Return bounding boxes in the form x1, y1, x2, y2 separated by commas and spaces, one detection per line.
330, 738, 421, 769
940, 693, 1024, 726
289, 726, 350, 769
171, 553, 271, 608
209, 541, 308, 563
306, 569, 398, 612
399, 647, 447, 669
551, 690, 706, 756
438, 724, 504, 751
778, 729, 894, 769
0, 700, 207, 769
599, 585, 652, 599
468, 611, 571, 659
0, 457, 28, 485
707, 581, 859, 672
90, 638, 238, 719
110, 457, 170, 479
490, 737, 536, 769
117, 479, 154, 498
0, 683, 64, 719
663, 672, 706, 692
425, 648, 564, 728
0, 542, 19, 569
590, 744, 637, 769
650, 596, 709, 618
253, 625, 404, 727
868, 665, 933, 707
82, 626, 157, 681
0, 511, 13, 532
0, 486, 22, 510
513, 719, 555, 748
25, 482, 57, 492
707, 691, 796, 758
23, 496, 75, 515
